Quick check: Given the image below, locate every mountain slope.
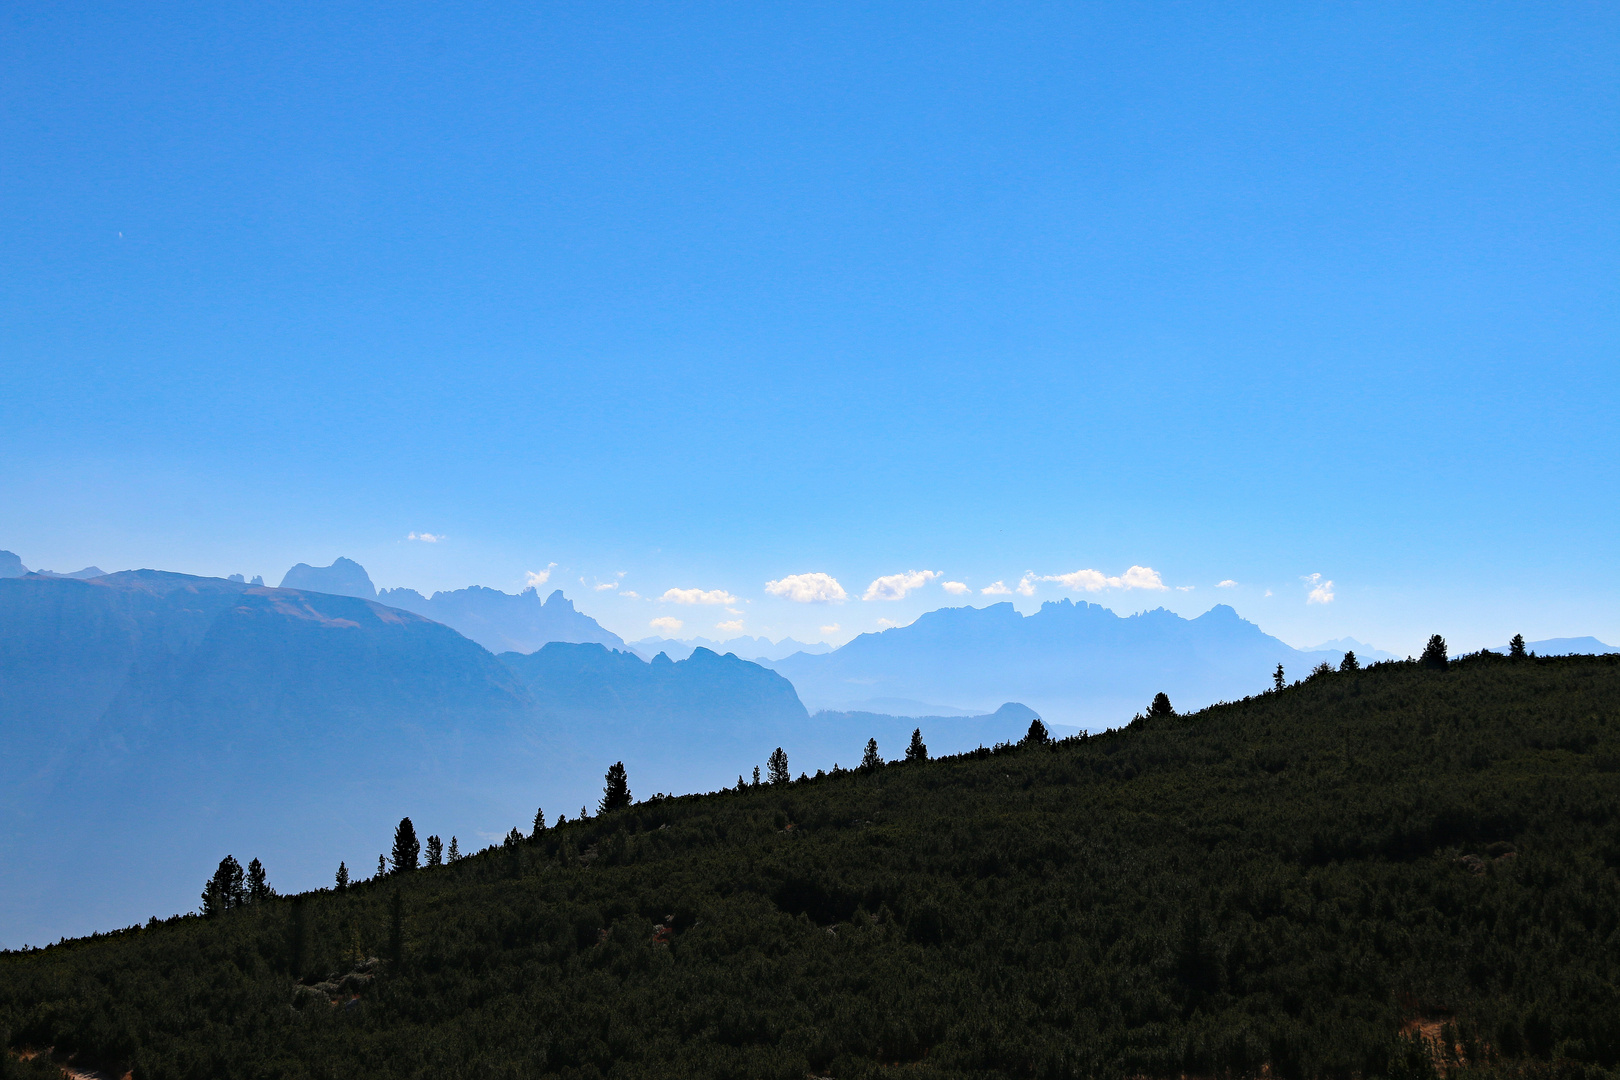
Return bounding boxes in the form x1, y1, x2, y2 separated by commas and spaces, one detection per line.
4, 654, 1616, 1079
767, 600, 1316, 724
0, 571, 547, 947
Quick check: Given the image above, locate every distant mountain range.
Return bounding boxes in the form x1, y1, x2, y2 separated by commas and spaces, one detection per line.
1488, 636, 1619, 656
0, 569, 982, 946
8, 549, 1620, 946
765, 601, 1343, 725
277, 557, 625, 653
630, 634, 832, 663
0, 549, 104, 579
1299, 637, 1401, 663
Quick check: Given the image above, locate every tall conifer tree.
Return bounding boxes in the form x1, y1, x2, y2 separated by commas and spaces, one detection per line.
906, 729, 929, 762
600, 762, 631, 813
767, 747, 790, 785
391, 818, 420, 873
862, 738, 881, 770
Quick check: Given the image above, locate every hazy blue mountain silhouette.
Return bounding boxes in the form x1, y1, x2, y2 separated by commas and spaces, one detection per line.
278, 556, 376, 598
803, 702, 1043, 766
0, 572, 855, 945
764, 601, 1323, 726
381, 585, 625, 654
1489, 636, 1618, 656
630, 634, 832, 663
1300, 636, 1400, 663
0, 570, 550, 946
0, 550, 26, 577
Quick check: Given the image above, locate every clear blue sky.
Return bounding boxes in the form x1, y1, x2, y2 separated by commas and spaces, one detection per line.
2, 2, 1616, 655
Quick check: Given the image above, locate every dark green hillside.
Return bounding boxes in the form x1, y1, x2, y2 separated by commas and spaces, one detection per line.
5, 655, 1620, 1080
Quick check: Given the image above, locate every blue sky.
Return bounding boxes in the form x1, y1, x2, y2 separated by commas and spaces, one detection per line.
2, 2, 1616, 655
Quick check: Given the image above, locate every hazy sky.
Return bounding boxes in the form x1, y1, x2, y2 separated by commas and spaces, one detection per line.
2, 3, 1616, 655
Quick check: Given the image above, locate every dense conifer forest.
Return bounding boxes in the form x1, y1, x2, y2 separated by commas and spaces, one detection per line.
4, 652, 1619, 1079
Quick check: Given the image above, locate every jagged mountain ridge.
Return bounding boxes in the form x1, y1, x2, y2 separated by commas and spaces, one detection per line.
765, 600, 1327, 725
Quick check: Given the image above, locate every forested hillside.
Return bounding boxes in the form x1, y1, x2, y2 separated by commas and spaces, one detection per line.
5, 653, 1619, 1080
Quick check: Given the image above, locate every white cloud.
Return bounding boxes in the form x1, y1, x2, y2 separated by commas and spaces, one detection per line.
1264, 589, 1274, 597
649, 616, 684, 635
661, 587, 739, 606
716, 619, 744, 634
863, 569, 940, 601
1304, 573, 1335, 604
819, 623, 841, 636
407, 532, 443, 543
1176, 585, 1196, 592
1016, 573, 1038, 596
594, 582, 618, 591
621, 590, 641, 599
764, 572, 847, 603
981, 581, 1012, 595
941, 581, 971, 595
876, 618, 902, 629
525, 563, 557, 588
1042, 565, 1168, 593
1217, 579, 1237, 588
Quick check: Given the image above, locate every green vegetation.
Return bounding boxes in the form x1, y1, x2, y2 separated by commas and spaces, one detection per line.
4, 653, 1620, 1079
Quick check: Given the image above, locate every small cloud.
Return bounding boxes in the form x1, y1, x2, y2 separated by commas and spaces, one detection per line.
1042, 565, 1168, 593
1304, 573, 1335, 605
594, 582, 618, 591
716, 620, 744, 634
820, 623, 841, 636
525, 563, 557, 588
876, 618, 902, 629
661, 587, 739, 606
1264, 589, 1273, 597
764, 572, 847, 603
863, 569, 940, 601
942, 581, 971, 595
1176, 585, 1195, 592
649, 616, 684, 635
981, 580, 1012, 595
407, 532, 443, 543
1016, 573, 1038, 596
1217, 580, 1237, 588
621, 590, 641, 599
616, 571, 627, 578
725, 606, 742, 615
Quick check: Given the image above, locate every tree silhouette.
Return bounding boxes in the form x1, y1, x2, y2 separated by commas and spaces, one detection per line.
752, 766, 761, 787
1510, 634, 1527, 658
202, 855, 245, 915
531, 808, 546, 837
504, 827, 523, 848
377, 854, 386, 878
906, 728, 929, 762
335, 861, 349, 890
391, 818, 420, 873
767, 747, 790, 785
424, 836, 443, 867
245, 858, 272, 903
1421, 634, 1449, 670
447, 837, 460, 862
861, 738, 882, 770
1273, 664, 1286, 691
600, 762, 631, 813
1147, 693, 1175, 718
1024, 718, 1050, 745
1339, 650, 1359, 672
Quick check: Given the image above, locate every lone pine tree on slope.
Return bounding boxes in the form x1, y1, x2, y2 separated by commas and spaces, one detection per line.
862, 738, 881, 770
767, 747, 790, 785
391, 817, 420, 873
906, 728, 928, 762
600, 761, 631, 813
